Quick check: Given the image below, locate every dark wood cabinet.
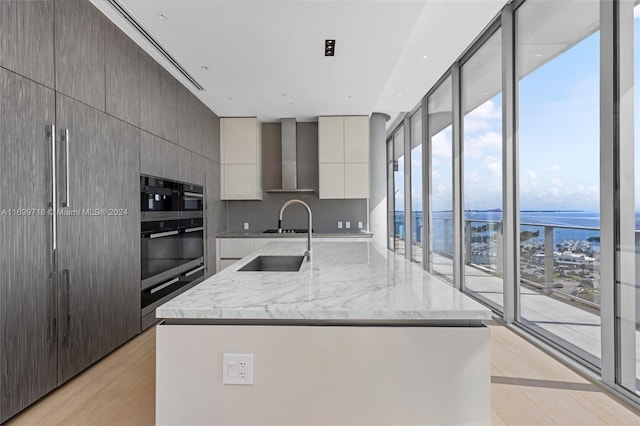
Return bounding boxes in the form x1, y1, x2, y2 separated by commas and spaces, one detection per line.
0, 1, 220, 420
54, 0, 106, 111
203, 110, 219, 162
205, 159, 219, 278
162, 139, 180, 182
0, 69, 57, 422
0, 0, 55, 88
140, 130, 164, 178
178, 85, 203, 155
105, 20, 140, 126
177, 145, 193, 184
55, 95, 140, 383
140, 51, 177, 142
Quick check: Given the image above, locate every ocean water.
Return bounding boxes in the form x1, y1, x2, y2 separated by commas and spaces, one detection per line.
395, 210, 640, 253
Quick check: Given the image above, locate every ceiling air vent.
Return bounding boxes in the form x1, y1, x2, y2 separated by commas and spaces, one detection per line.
105, 0, 204, 91
325, 39, 335, 56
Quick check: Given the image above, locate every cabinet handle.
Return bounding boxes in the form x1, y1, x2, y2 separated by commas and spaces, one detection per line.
48, 271, 56, 350
185, 265, 205, 277
183, 191, 203, 198
63, 269, 71, 347
184, 226, 203, 233
47, 124, 57, 250
61, 129, 70, 208
149, 277, 180, 294
149, 230, 179, 239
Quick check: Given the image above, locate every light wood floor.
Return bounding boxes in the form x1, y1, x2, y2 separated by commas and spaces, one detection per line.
7, 321, 639, 426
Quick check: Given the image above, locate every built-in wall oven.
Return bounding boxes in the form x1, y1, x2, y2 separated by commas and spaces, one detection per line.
182, 183, 204, 212
140, 175, 205, 330
141, 176, 181, 217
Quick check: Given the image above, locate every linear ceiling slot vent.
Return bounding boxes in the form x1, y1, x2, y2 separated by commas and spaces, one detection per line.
105, 0, 204, 91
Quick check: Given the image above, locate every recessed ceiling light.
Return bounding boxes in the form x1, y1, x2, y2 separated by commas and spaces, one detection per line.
535, 53, 543, 57
398, 93, 402, 97
200, 66, 209, 71
157, 13, 167, 20
422, 55, 428, 59
325, 39, 336, 57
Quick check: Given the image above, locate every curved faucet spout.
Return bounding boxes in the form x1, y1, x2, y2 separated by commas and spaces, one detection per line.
278, 199, 312, 261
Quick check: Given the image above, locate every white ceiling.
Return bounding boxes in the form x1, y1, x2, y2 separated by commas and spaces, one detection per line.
91, 0, 507, 122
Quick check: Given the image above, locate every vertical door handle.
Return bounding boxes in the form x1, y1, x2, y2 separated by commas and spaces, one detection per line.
48, 271, 56, 351
47, 124, 57, 352
47, 124, 57, 250
61, 129, 70, 208
63, 269, 71, 347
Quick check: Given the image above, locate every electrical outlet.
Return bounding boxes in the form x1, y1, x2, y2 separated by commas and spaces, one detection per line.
345, 221, 351, 229
223, 354, 254, 385
358, 222, 363, 229
243, 222, 249, 230
337, 221, 343, 229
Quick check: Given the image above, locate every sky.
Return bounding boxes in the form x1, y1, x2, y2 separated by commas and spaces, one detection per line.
394, 11, 640, 216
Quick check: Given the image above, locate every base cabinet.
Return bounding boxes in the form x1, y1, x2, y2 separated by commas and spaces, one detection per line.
156, 325, 490, 425
216, 237, 372, 271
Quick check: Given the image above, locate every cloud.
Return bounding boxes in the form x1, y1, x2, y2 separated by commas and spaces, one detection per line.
542, 164, 562, 172
465, 131, 502, 158
526, 170, 536, 181
635, 7, 640, 18
464, 99, 501, 133
520, 181, 599, 211
467, 170, 481, 185
484, 156, 501, 177
431, 131, 452, 158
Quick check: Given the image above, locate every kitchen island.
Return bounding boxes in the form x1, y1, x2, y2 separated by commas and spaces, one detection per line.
156, 241, 492, 425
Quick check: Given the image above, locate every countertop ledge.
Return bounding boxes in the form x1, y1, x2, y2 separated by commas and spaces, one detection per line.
217, 231, 373, 238
157, 241, 491, 322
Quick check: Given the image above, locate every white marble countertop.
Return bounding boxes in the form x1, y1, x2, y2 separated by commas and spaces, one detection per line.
156, 241, 492, 323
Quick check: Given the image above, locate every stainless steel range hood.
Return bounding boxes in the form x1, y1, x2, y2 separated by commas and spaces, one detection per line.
264, 118, 314, 193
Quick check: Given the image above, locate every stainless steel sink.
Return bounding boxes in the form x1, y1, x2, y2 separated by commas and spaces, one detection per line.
238, 255, 304, 272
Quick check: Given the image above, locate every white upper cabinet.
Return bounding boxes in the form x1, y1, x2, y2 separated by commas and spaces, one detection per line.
221, 117, 259, 164
344, 116, 369, 163
220, 117, 262, 200
318, 116, 344, 163
318, 115, 369, 199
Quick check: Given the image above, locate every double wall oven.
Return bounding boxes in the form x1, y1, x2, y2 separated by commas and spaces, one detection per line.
140, 176, 205, 329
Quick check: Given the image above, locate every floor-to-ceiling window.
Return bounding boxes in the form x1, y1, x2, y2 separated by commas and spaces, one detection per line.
410, 109, 423, 264
387, 137, 395, 250
622, 0, 640, 396
383, 0, 639, 404
388, 127, 405, 254
516, 0, 601, 367
461, 29, 503, 311
428, 76, 453, 282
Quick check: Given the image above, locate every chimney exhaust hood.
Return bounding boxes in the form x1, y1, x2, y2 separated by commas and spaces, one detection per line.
264, 118, 314, 193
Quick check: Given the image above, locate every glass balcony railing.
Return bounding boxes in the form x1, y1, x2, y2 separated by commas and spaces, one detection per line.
396, 215, 609, 311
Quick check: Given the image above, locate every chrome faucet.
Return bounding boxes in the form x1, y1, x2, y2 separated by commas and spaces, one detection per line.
278, 199, 312, 261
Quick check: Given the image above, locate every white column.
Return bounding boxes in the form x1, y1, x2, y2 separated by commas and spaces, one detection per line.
599, 0, 616, 386
369, 112, 390, 248
501, 3, 519, 323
